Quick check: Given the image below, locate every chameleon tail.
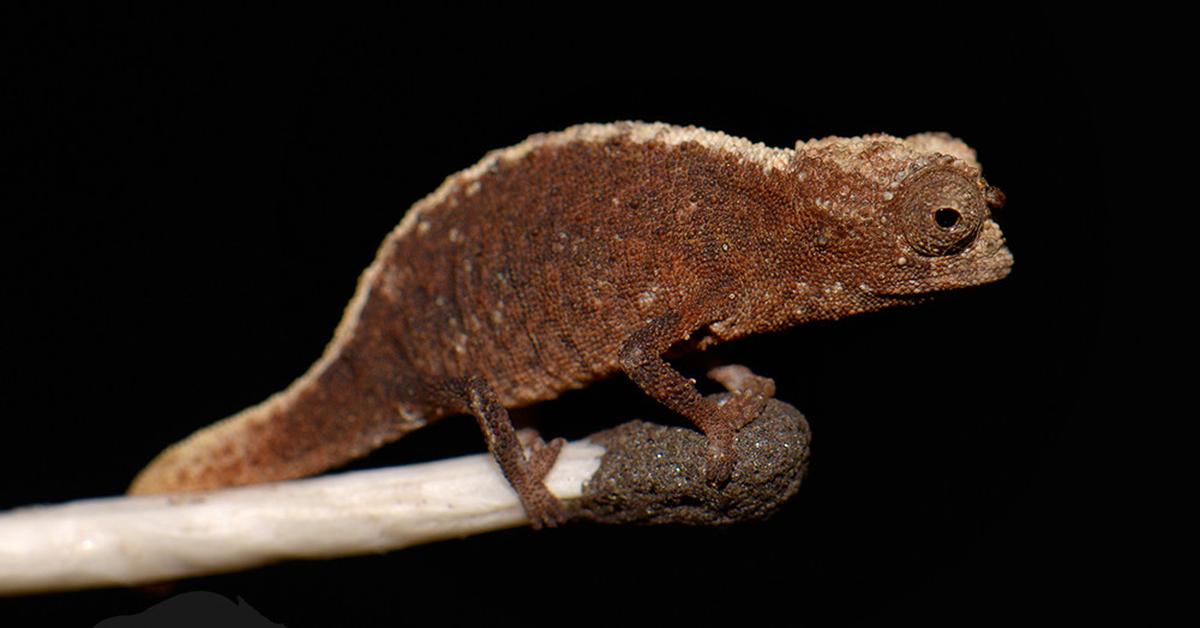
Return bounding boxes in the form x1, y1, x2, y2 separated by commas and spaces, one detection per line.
129, 254, 425, 495
128, 345, 426, 496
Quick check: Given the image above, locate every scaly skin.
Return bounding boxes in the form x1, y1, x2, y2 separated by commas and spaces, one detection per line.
129, 122, 1012, 528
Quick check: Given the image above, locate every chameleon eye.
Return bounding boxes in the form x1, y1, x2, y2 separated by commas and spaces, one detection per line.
895, 168, 986, 257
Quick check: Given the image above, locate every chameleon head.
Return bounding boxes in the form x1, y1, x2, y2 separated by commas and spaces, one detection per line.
788, 133, 1013, 309
867, 157, 1012, 297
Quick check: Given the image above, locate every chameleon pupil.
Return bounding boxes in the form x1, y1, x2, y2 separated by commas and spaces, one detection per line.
934, 207, 960, 229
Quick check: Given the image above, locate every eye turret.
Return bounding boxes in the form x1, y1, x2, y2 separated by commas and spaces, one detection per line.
894, 168, 988, 257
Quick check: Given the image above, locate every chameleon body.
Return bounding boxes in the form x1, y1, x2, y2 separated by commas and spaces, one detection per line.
130, 122, 1012, 527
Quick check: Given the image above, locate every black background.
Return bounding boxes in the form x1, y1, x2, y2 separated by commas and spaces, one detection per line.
2, 5, 1145, 626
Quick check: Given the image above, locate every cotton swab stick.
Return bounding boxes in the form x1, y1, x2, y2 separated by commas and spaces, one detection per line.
0, 397, 809, 596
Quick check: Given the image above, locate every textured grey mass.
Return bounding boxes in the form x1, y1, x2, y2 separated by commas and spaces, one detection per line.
575, 395, 810, 525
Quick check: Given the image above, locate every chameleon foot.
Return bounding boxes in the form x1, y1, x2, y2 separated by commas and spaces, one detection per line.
702, 365, 777, 484
519, 430, 566, 481
707, 364, 776, 430
518, 434, 568, 529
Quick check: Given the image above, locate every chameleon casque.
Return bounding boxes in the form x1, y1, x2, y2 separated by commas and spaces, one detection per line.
129, 122, 1012, 528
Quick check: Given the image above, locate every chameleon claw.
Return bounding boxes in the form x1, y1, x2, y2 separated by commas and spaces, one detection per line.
708, 365, 776, 431
527, 494, 568, 530
525, 435, 565, 483
703, 427, 737, 486
707, 364, 776, 398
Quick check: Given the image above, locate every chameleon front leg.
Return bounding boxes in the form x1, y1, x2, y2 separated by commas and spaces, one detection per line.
618, 314, 776, 484
434, 376, 567, 529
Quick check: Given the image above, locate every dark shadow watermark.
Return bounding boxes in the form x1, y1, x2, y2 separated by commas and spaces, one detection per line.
95, 591, 282, 628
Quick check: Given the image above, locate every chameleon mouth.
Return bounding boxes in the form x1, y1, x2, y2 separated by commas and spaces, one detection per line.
949, 242, 1013, 286
872, 237, 1013, 298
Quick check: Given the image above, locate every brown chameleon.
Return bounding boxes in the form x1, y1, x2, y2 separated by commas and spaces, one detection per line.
129, 122, 1012, 528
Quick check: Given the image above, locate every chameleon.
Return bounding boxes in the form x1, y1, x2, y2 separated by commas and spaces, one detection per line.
129, 121, 1012, 528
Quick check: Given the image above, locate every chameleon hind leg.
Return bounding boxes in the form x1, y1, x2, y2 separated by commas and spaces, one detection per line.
433, 375, 567, 529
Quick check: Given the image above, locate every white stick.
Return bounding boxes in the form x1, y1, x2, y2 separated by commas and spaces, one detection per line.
0, 397, 811, 597
0, 440, 605, 596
